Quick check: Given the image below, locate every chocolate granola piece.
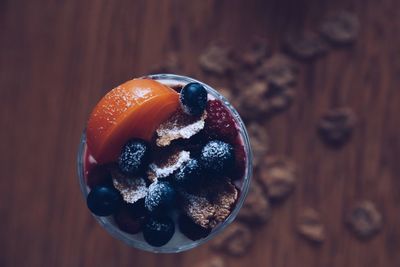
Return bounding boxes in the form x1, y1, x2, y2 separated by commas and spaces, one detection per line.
297, 208, 325, 243
180, 179, 238, 229
236, 81, 269, 120
110, 167, 148, 204
150, 51, 182, 73
237, 180, 271, 225
194, 256, 225, 267
234, 54, 298, 117
236, 79, 295, 120
156, 108, 207, 147
147, 150, 191, 182
320, 11, 359, 45
240, 37, 270, 67
284, 32, 328, 60
233, 69, 255, 91
247, 122, 269, 168
256, 53, 298, 87
210, 222, 253, 256
317, 107, 356, 147
264, 82, 296, 113
347, 201, 382, 239
199, 44, 236, 75
257, 156, 296, 201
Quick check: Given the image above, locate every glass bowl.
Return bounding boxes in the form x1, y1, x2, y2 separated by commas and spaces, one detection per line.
77, 74, 253, 253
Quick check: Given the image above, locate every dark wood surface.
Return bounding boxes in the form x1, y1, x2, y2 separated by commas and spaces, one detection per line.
1, 0, 400, 266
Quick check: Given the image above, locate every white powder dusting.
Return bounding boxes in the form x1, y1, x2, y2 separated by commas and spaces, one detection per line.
156, 111, 207, 147
148, 151, 190, 180
133, 87, 152, 98
145, 181, 173, 212
113, 176, 148, 204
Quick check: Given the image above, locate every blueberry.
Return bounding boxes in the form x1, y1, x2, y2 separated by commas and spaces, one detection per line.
173, 158, 203, 188
200, 140, 235, 175
180, 82, 208, 115
118, 139, 151, 175
86, 186, 122, 216
178, 214, 211, 241
143, 216, 175, 247
144, 181, 176, 213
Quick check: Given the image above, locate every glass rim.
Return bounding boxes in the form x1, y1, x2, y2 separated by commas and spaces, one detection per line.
77, 73, 253, 253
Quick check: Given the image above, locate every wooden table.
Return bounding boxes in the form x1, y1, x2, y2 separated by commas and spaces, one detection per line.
1, 0, 400, 266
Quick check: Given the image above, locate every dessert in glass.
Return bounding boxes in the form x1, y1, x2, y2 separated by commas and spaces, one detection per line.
77, 74, 252, 253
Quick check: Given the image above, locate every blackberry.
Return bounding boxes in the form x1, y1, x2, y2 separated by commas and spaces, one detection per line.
118, 139, 151, 175
144, 181, 176, 213
173, 158, 203, 188
200, 140, 235, 175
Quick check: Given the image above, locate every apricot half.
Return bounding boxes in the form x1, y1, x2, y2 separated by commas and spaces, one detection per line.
87, 79, 179, 164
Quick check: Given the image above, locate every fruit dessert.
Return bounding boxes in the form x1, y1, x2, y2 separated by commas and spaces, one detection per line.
81, 75, 249, 249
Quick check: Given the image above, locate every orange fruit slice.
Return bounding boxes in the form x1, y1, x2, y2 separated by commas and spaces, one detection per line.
87, 78, 179, 164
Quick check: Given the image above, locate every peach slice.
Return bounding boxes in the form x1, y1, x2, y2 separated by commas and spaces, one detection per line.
87, 79, 179, 164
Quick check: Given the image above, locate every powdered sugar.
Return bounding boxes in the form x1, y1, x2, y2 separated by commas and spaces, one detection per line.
132, 87, 152, 98
144, 181, 174, 213
156, 110, 207, 147
148, 150, 190, 181
111, 167, 148, 204
180, 180, 239, 229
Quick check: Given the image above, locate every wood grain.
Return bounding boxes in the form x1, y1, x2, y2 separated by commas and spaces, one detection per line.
1, 0, 400, 266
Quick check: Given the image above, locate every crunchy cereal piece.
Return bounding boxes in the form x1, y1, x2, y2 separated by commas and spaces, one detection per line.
233, 54, 298, 117
236, 80, 269, 120
297, 208, 325, 243
147, 150, 191, 182
240, 37, 270, 67
266, 85, 295, 112
156, 109, 207, 147
150, 51, 182, 73
181, 179, 238, 229
110, 167, 148, 204
211, 222, 253, 256
317, 107, 356, 147
284, 32, 328, 60
320, 11, 359, 45
199, 44, 236, 75
247, 122, 269, 168
256, 53, 298, 87
233, 70, 255, 91
236, 80, 295, 120
347, 201, 382, 239
257, 156, 296, 201
194, 256, 225, 267
238, 180, 271, 225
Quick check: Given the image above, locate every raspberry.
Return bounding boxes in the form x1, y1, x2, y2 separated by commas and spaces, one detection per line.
204, 100, 238, 144
231, 137, 246, 180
